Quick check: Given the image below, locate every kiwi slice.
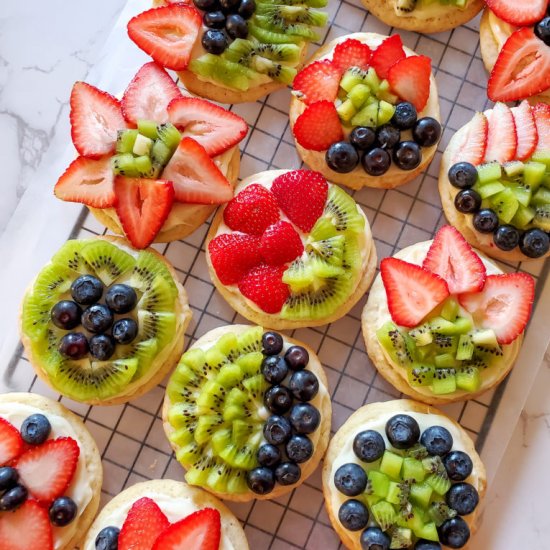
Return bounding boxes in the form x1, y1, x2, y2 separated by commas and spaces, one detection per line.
247, 21, 302, 44
80, 241, 135, 286
189, 54, 259, 91
533, 204, 550, 231
254, 14, 319, 40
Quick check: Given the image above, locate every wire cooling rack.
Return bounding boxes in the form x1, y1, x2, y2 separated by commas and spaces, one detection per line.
3, 0, 550, 548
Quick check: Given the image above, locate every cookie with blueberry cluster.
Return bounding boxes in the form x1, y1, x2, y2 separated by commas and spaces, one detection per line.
0, 392, 102, 550
322, 400, 487, 550
162, 325, 331, 501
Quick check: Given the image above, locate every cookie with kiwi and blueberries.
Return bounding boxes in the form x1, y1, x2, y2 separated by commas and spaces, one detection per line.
19, 236, 191, 405
322, 399, 486, 550
126, 0, 328, 104
439, 101, 550, 262
81, 480, 249, 550
0, 392, 102, 550
288, 33, 441, 190
480, 0, 550, 104
53, 62, 247, 249
205, 169, 377, 329
162, 325, 331, 501
362, 225, 535, 405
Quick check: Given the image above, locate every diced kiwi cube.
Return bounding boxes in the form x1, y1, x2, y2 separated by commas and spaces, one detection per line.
409, 482, 433, 509
456, 366, 481, 392
135, 155, 153, 177
456, 334, 474, 361
380, 451, 404, 479
389, 527, 412, 549
407, 365, 435, 387
386, 481, 402, 505
474, 181, 505, 199
369, 470, 390, 498
137, 119, 159, 140
377, 79, 398, 104
365, 67, 381, 92
133, 133, 154, 156
376, 322, 416, 367
440, 299, 459, 321
402, 457, 425, 482
351, 101, 379, 128
471, 329, 499, 347
428, 501, 457, 526
530, 150, 550, 168
363, 493, 382, 507
371, 501, 396, 531
506, 181, 532, 207
377, 101, 396, 126
524, 161, 546, 190
116, 129, 138, 154
431, 369, 457, 394
490, 188, 519, 224
476, 161, 502, 184
534, 204, 550, 230
397, 506, 424, 533
427, 317, 457, 335
503, 160, 524, 178
408, 325, 432, 346
336, 98, 357, 122
426, 472, 451, 496
340, 68, 366, 92
532, 186, 550, 206
347, 83, 371, 109
511, 204, 536, 229
416, 521, 439, 541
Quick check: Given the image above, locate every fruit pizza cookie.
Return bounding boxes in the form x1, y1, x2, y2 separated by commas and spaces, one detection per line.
289, 34, 441, 190
439, 101, 550, 261
20, 237, 191, 405
361, 0, 484, 33
127, 0, 329, 104
480, 0, 550, 103
0, 393, 102, 550
362, 225, 535, 404
322, 400, 486, 550
82, 480, 248, 550
163, 325, 331, 500
206, 169, 377, 328
54, 62, 247, 249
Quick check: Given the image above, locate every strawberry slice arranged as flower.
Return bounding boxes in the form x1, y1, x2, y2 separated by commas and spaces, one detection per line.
533, 102, 550, 153
387, 55, 432, 112
293, 100, 344, 152
238, 264, 290, 314
512, 100, 538, 161
459, 273, 535, 344
484, 102, 517, 163
0, 418, 23, 466
292, 60, 342, 105
332, 39, 372, 72
449, 112, 488, 166
0, 500, 53, 550
486, 0, 548, 26
381, 257, 450, 328
370, 34, 406, 80
261, 221, 304, 265
119, 497, 170, 550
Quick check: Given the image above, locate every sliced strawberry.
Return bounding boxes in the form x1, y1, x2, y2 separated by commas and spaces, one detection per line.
292, 60, 342, 105
121, 62, 182, 125
387, 55, 432, 112
261, 221, 304, 265
488, 27, 550, 102
293, 101, 344, 152
370, 34, 406, 80
459, 273, 535, 344
208, 233, 262, 285
0, 500, 53, 550
486, 0, 548, 26
449, 112, 488, 166
54, 156, 116, 208
167, 97, 248, 156
127, 4, 201, 71
533, 102, 550, 153
161, 137, 233, 204
380, 257, 450, 328
238, 264, 290, 314
332, 39, 372, 72
271, 170, 328, 232
511, 100, 538, 161
422, 226, 486, 294
70, 82, 127, 159
119, 497, 170, 550
16, 437, 79, 504
0, 418, 23, 466
152, 508, 221, 550
114, 177, 174, 249
484, 103, 517, 163
223, 183, 280, 236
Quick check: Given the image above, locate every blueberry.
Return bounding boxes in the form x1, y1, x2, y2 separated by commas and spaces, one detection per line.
89, 334, 116, 361
391, 102, 417, 130
446, 482, 479, 515
326, 141, 359, 173
0, 485, 28, 511
274, 461, 301, 485
284, 346, 309, 371
247, 467, 275, 494
95, 526, 120, 550
203, 10, 226, 28
219, 0, 240, 11
289, 403, 320, 434
264, 385, 293, 414
413, 117, 442, 147
493, 224, 520, 251
263, 415, 292, 445
257, 444, 281, 467
105, 284, 137, 314
385, 414, 420, 449
350, 127, 376, 150
81, 304, 114, 334
21, 414, 51, 445
520, 228, 550, 258
49, 496, 78, 527
262, 331, 284, 355
443, 450, 473, 481
59, 332, 89, 359
334, 463, 367, 496
393, 141, 422, 170
376, 125, 400, 149
0, 467, 19, 491
448, 162, 477, 189
438, 517, 470, 548
225, 14, 248, 38
71, 275, 103, 305
262, 355, 288, 384
112, 318, 138, 345
454, 188, 481, 214
415, 540, 441, 550
238, 0, 256, 19
360, 526, 390, 550
286, 434, 313, 463
473, 208, 499, 233
338, 499, 369, 531
193, 0, 219, 10
420, 425, 453, 456
361, 147, 391, 176
202, 29, 228, 55
353, 430, 385, 463
51, 301, 82, 330
535, 16, 550, 46
288, 370, 319, 401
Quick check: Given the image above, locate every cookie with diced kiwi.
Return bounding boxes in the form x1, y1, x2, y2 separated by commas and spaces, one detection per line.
20, 236, 191, 405
363, 225, 535, 405
162, 324, 331, 501
322, 399, 487, 550
205, 169, 377, 329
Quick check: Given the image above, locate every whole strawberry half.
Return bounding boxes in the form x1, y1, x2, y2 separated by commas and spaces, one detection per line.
119, 497, 170, 550
387, 55, 432, 112
292, 60, 342, 105
0, 500, 53, 550
0, 418, 23, 466
238, 264, 290, 314
261, 221, 304, 265
293, 100, 344, 151
370, 34, 406, 80
332, 38, 372, 73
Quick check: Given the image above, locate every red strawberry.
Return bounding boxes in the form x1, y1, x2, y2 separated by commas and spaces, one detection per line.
167, 97, 248, 156
161, 137, 233, 204
152, 508, 221, 550
511, 100, 538, 161
70, 82, 127, 159
387, 55, 432, 112
16, 437, 79, 504
261, 221, 304, 265
238, 264, 290, 314
459, 273, 535, 344
127, 4, 201, 71
332, 39, 372, 72
292, 60, 342, 105
0, 418, 23, 466
223, 183, 279, 235
486, 0, 548, 26
533, 102, 550, 153
488, 27, 550, 102
121, 62, 182, 125
449, 112, 488, 166
422, 226, 486, 294
370, 34, 406, 80
0, 500, 53, 550
54, 156, 116, 208
271, 170, 328, 232
484, 103, 517, 163
208, 233, 262, 285
114, 177, 174, 249
119, 497, 170, 550
381, 257, 450, 328
293, 101, 344, 151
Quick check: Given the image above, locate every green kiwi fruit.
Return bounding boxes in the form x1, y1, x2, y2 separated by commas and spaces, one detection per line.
533, 204, 550, 231
428, 501, 457, 527
389, 527, 412, 549
371, 501, 396, 531
247, 21, 303, 44
253, 14, 319, 40
190, 54, 260, 91
254, 4, 327, 27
